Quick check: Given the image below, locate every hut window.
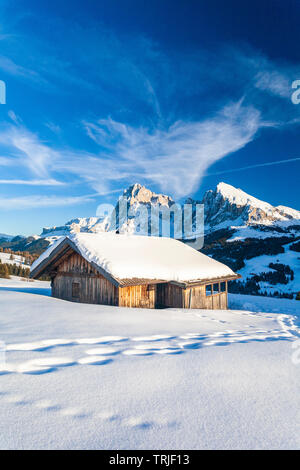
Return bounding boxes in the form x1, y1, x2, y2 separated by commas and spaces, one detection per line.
205, 284, 212, 296
213, 283, 219, 294
220, 282, 226, 292
72, 282, 80, 298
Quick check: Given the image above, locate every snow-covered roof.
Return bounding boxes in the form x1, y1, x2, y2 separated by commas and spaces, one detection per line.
30, 233, 238, 285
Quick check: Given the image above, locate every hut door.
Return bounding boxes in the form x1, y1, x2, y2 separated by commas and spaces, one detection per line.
155, 283, 166, 308
72, 282, 80, 302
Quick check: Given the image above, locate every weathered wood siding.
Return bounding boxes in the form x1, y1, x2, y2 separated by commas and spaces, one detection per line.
51, 252, 118, 305
156, 283, 184, 308
119, 284, 156, 308
182, 282, 228, 309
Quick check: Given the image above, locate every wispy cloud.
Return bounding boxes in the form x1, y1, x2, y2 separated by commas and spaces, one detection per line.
0, 156, 11, 166
0, 125, 59, 177
79, 101, 261, 197
0, 178, 66, 186
0, 55, 46, 84
8, 110, 22, 124
255, 69, 291, 98
0, 194, 94, 210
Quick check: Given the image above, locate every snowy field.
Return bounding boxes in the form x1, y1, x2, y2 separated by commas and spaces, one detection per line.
0, 277, 299, 450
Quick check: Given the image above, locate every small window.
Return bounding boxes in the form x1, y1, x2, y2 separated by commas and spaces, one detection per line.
72, 282, 80, 298
206, 284, 212, 296
220, 282, 226, 292
213, 283, 219, 294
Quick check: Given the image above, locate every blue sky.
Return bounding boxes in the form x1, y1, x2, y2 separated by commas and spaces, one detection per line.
0, 0, 299, 235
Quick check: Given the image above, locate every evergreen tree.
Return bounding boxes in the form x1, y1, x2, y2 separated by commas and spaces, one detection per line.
0, 264, 9, 278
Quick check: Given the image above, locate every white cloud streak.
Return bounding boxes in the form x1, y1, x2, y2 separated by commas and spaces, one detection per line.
0, 178, 66, 186
0, 125, 59, 177
0, 194, 94, 210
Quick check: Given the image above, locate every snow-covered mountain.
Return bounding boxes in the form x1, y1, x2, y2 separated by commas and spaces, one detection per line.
199, 183, 299, 298
202, 182, 300, 233
39, 183, 175, 239
0, 233, 14, 241
40, 216, 110, 239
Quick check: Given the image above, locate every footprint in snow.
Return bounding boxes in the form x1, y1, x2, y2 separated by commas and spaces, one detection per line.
131, 335, 175, 342
85, 347, 119, 356
77, 356, 112, 365
60, 407, 90, 419
122, 349, 153, 356
177, 341, 201, 349
6, 342, 51, 352
154, 348, 183, 355
76, 336, 127, 344
133, 342, 178, 350
35, 400, 62, 411
124, 417, 154, 429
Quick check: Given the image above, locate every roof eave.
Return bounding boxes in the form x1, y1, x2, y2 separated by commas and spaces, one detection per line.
170, 273, 241, 288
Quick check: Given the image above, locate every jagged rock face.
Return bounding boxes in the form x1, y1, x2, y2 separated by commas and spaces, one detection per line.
201, 182, 300, 228
123, 183, 174, 207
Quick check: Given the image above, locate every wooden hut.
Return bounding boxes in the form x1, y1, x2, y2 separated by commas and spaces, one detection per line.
30, 233, 240, 309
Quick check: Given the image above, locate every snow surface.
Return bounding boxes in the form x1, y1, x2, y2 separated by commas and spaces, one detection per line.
0, 277, 299, 449
31, 233, 236, 282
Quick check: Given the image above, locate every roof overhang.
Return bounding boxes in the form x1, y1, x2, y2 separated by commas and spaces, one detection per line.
30, 237, 241, 288
170, 274, 242, 289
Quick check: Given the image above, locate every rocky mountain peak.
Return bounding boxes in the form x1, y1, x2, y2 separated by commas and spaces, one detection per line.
123, 183, 174, 207
202, 182, 300, 228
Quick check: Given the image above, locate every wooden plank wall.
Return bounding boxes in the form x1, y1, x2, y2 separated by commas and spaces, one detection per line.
156, 283, 184, 308
52, 252, 118, 305
118, 284, 155, 308
182, 282, 228, 309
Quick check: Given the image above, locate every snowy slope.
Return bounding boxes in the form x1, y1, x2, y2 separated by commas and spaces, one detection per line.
0, 278, 299, 449
0, 233, 13, 240
238, 241, 300, 296
0, 252, 27, 268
